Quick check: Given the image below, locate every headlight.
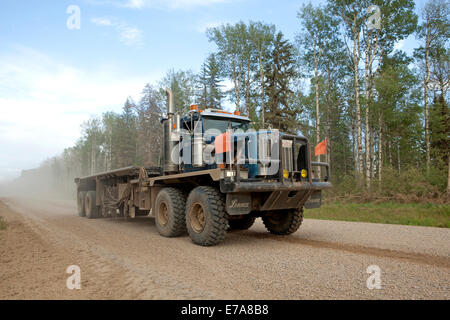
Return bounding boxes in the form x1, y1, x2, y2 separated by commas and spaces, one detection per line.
301, 169, 308, 178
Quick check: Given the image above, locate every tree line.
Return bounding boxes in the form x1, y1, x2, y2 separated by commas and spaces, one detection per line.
23, 0, 449, 200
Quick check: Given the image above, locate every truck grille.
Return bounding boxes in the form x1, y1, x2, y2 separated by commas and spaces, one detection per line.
281, 136, 309, 182
282, 139, 293, 173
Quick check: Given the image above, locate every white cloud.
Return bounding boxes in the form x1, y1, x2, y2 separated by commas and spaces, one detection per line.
219, 80, 236, 112
394, 39, 405, 51
0, 46, 161, 182
92, 17, 144, 46
124, 0, 146, 8
92, 17, 114, 26
117, 25, 144, 46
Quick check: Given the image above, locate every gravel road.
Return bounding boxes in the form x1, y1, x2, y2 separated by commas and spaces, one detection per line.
0, 197, 449, 300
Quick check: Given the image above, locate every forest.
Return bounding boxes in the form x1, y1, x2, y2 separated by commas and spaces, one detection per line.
21, 0, 449, 203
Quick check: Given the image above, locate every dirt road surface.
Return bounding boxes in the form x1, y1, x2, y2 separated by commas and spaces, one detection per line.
0, 196, 449, 300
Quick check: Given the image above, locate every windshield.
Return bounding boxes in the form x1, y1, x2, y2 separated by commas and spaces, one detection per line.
203, 117, 250, 134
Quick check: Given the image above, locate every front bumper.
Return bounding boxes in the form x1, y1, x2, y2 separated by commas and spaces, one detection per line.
221, 161, 332, 214
220, 179, 332, 193
220, 161, 332, 193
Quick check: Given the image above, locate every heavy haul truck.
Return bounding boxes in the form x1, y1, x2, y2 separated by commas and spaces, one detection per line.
75, 88, 332, 246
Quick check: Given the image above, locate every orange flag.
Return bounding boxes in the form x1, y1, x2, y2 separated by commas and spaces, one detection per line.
214, 131, 232, 154
314, 139, 327, 156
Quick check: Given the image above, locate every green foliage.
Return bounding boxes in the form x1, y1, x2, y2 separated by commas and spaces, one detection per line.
427, 163, 448, 191
327, 166, 445, 202
430, 94, 449, 167
207, 21, 256, 114
196, 53, 224, 109
306, 202, 450, 228
160, 69, 196, 113
136, 84, 164, 166
264, 31, 300, 133
297, 3, 340, 73
377, 167, 440, 199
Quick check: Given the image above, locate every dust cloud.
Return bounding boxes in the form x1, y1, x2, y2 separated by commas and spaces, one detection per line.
0, 165, 76, 201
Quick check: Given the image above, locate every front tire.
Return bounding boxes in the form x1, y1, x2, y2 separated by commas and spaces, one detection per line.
155, 188, 187, 237
262, 208, 303, 235
186, 186, 228, 246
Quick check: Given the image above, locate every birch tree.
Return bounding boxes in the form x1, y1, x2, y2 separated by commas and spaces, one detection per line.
298, 4, 340, 172
416, 0, 449, 174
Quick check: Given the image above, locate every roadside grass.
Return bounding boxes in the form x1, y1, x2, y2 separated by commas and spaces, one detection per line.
0, 216, 6, 230
305, 202, 450, 228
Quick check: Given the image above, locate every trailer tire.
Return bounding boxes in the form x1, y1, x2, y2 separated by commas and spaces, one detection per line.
155, 188, 187, 237
186, 186, 227, 246
77, 191, 87, 217
85, 191, 98, 219
262, 208, 303, 235
228, 216, 256, 231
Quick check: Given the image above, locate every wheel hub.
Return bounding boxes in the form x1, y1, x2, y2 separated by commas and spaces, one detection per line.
158, 202, 169, 226
189, 203, 206, 233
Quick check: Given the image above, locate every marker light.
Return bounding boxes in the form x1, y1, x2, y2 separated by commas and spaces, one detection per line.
283, 169, 289, 179
301, 169, 308, 178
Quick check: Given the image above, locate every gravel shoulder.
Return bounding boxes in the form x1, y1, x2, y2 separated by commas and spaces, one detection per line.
0, 197, 449, 300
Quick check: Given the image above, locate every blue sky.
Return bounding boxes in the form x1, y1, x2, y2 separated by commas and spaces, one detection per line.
0, 0, 426, 182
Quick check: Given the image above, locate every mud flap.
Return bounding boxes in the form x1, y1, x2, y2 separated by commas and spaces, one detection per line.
304, 190, 322, 209
226, 193, 252, 215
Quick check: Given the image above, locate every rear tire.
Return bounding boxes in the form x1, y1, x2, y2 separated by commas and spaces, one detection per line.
262, 208, 303, 235
85, 191, 98, 219
77, 191, 86, 217
228, 215, 255, 231
186, 186, 228, 246
155, 188, 187, 237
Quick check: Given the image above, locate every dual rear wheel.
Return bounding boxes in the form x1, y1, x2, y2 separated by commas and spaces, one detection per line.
185, 186, 228, 246
155, 186, 228, 246
77, 190, 99, 219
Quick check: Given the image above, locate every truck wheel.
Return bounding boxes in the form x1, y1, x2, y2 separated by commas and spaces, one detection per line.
228, 216, 256, 231
77, 191, 86, 217
262, 208, 303, 235
155, 188, 187, 237
85, 191, 98, 219
186, 186, 228, 246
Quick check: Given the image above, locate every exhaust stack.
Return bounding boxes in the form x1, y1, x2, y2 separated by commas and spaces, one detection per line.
163, 88, 178, 174
166, 87, 174, 116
